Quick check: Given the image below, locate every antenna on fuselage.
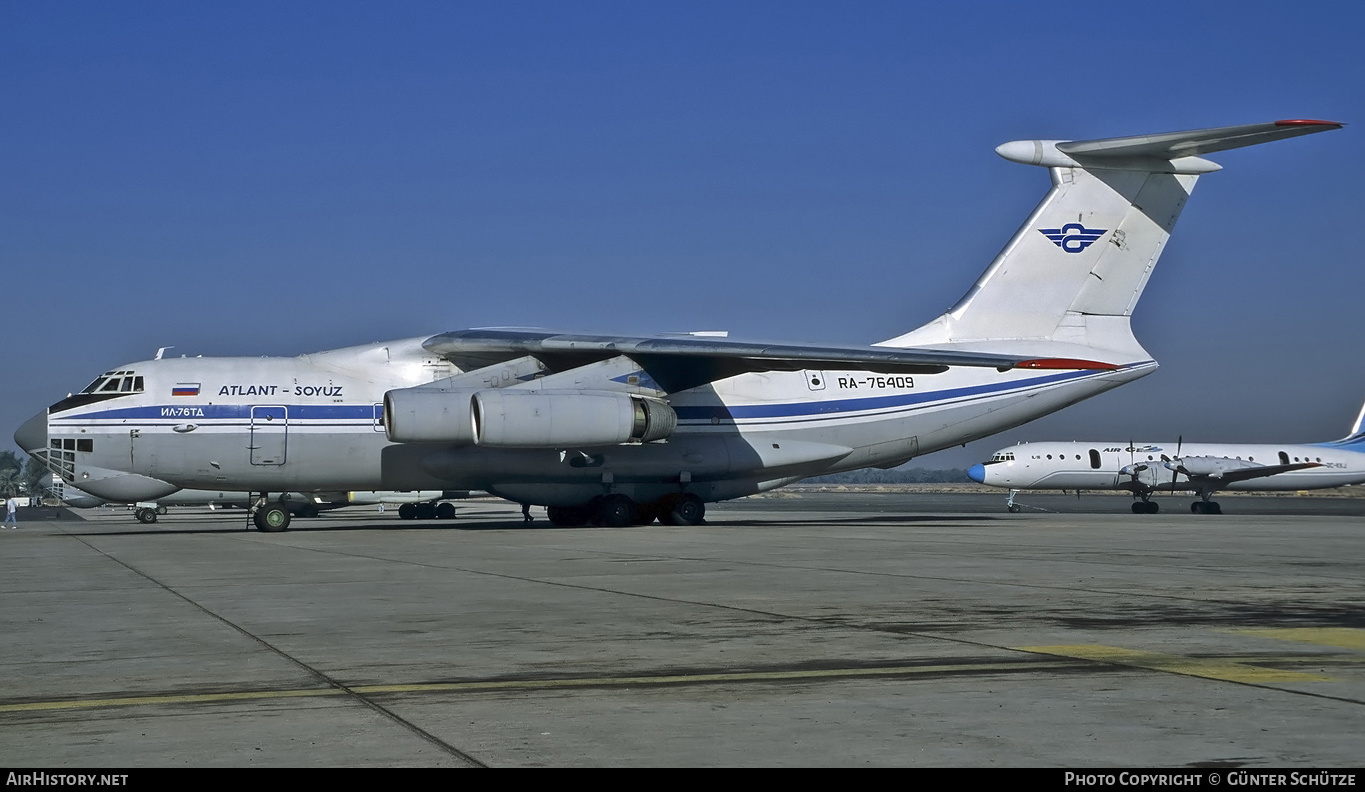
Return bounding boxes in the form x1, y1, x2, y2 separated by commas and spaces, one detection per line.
155, 346, 173, 360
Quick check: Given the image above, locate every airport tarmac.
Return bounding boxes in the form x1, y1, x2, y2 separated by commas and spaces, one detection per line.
0, 491, 1360, 767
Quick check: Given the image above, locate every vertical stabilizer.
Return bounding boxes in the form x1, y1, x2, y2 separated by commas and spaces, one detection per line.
1333, 394, 1365, 445
879, 120, 1342, 363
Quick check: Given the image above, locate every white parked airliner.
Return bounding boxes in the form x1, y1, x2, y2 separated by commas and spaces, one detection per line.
14, 120, 1343, 530
968, 397, 1365, 513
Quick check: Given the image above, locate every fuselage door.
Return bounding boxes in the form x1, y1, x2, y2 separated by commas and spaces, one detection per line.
250, 406, 288, 466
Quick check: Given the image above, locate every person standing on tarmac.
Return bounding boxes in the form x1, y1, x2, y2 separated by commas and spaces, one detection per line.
4, 496, 17, 528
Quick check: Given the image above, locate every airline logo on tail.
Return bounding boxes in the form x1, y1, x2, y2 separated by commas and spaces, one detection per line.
1039, 223, 1107, 253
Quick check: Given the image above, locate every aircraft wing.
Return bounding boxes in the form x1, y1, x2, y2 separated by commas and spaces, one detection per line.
1167, 456, 1321, 485
422, 329, 1117, 393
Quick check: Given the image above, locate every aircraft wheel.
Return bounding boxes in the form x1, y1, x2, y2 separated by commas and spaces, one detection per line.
436, 502, 456, 520
663, 494, 705, 526
416, 503, 437, 520
1147, 501, 1160, 514
1008, 504, 1021, 513
255, 504, 291, 532
1207, 501, 1222, 515
156, 504, 168, 515
1131, 502, 1144, 514
1191, 502, 1205, 514
398, 503, 416, 520
598, 495, 635, 528
136, 508, 157, 524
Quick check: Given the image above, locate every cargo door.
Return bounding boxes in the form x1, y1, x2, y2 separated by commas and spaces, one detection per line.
250, 406, 288, 466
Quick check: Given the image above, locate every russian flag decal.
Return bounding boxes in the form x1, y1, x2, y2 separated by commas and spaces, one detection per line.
172, 383, 200, 397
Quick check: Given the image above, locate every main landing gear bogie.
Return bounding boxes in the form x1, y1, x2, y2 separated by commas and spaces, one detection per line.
1131, 500, 1160, 514
1191, 501, 1222, 515
545, 493, 706, 528
395, 502, 459, 521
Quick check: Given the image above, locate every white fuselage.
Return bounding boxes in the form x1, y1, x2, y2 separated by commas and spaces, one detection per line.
36, 337, 1152, 506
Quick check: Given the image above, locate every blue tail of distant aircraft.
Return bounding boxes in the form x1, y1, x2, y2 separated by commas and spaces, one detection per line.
1327, 396, 1365, 447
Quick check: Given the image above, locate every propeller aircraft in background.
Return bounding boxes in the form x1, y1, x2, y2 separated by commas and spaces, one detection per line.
968, 397, 1365, 513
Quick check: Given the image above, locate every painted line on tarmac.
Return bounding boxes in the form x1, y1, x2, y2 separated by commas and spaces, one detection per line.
1019, 644, 1332, 683
0, 659, 1079, 714
0, 688, 341, 713
1226, 628, 1365, 652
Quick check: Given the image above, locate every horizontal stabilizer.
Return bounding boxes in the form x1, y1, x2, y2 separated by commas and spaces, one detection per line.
1056, 119, 1342, 160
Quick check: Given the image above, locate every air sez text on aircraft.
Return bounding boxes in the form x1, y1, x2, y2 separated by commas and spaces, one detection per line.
14, 119, 1343, 531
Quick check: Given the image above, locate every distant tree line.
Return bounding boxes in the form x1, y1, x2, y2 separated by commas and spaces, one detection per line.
804, 467, 970, 484
0, 451, 51, 500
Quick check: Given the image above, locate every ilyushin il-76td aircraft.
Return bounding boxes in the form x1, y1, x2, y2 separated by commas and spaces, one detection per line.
969, 396, 1365, 515
14, 120, 1342, 531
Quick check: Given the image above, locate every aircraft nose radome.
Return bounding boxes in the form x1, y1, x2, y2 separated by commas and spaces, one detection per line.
967, 464, 987, 484
14, 411, 46, 453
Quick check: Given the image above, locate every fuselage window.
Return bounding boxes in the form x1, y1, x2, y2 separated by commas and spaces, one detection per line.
1089, 449, 1101, 469
77, 439, 93, 452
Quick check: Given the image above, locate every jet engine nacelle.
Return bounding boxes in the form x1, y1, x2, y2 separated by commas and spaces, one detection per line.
472, 390, 677, 448
384, 388, 477, 444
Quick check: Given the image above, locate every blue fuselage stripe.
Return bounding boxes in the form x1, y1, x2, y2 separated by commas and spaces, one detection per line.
673, 367, 1108, 421
51, 366, 1137, 426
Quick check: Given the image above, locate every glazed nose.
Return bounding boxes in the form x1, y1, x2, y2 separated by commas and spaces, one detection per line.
14, 410, 47, 453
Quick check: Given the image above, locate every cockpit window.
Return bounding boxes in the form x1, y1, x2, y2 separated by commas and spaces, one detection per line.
81, 371, 143, 395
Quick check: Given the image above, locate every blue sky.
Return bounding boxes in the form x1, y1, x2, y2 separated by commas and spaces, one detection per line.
4, 1, 1364, 470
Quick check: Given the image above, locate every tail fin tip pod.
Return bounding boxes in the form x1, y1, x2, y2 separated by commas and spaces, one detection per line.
881, 119, 1342, 362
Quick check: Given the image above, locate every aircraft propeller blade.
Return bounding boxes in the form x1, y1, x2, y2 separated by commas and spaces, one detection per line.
1170, 435, 1185, 491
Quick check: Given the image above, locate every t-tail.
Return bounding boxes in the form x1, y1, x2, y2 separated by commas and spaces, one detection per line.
878, 120, 1343, 366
